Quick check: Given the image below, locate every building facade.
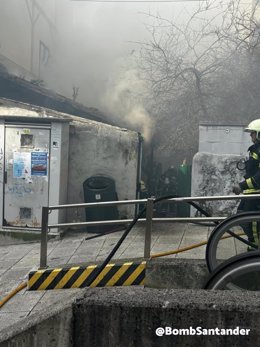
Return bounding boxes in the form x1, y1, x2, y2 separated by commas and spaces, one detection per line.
0, 99, 141, 234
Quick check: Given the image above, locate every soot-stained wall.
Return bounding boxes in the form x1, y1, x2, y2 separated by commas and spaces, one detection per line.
191, 152, 246, 216
67, 118, 140, 221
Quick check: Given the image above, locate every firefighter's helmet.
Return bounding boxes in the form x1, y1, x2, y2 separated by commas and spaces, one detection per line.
244, 119, 260, 140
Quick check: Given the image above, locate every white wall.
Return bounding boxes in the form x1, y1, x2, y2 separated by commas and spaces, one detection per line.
0, 102, 140, 230
67, 119, 139, 222
199, 124, 251, 155
191, 124, 252, 216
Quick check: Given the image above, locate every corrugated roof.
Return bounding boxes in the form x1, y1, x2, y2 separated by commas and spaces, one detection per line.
0, 71, 114, 125
0, 97, 132, 135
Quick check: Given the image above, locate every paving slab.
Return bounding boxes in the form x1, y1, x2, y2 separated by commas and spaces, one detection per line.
28, 289, 82, 312
0, 221, 244, 333
0, 292, 44, 314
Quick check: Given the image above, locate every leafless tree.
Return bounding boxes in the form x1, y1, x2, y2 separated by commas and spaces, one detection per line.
137, 0, 260, 167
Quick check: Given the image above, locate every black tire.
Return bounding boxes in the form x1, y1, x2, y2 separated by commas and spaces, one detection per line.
204, 251, 260, 290
206, 211, 260, 272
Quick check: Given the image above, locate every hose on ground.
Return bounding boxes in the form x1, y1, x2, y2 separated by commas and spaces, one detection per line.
0, 195, 250, 304
86, 195, 250, 285
150, 232, 245, 259
0, 282, 27, 309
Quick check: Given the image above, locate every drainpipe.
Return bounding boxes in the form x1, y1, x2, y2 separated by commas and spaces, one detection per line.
135, 133, 143, 216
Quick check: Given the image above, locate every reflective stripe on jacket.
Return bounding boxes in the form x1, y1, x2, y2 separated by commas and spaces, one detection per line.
239, 141, 260, 194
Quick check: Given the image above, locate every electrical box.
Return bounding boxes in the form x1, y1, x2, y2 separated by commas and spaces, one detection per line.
0, 119, 69, 231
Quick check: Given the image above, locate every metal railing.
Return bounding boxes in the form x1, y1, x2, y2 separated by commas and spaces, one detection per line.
39, 194, 260, 269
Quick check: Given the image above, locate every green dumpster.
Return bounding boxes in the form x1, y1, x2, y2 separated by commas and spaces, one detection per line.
83, 175, 119, 233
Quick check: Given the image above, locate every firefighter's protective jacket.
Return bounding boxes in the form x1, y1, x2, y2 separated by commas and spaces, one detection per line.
239, 141, 260, 194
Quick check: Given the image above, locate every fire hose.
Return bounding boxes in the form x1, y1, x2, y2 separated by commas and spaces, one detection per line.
84, 195, 253, 286
0, 195, 250, 308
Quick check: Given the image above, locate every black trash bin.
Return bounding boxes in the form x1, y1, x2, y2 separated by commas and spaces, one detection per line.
83, 175, 119, 233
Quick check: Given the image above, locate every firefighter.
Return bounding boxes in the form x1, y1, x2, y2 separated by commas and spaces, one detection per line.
232, 119, 260, 250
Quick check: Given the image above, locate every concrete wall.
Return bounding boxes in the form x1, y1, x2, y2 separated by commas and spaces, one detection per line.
199, 124, 251, 155
191, 152, 245, 216
1, 286, 260, 347
191, 124, 251, 216
74, 287, 260, 347
67, 118, 140, 221
0, 305, 73, 347
145, 258, 209, 289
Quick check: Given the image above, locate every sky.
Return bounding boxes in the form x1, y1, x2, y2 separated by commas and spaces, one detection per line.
1, 0, 252, 139
52, 0, 205, 102
0, 0, 209, 140
51, 0, 205, 138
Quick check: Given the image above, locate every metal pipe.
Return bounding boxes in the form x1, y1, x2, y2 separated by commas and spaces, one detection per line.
48, 199, 147, 210
144, 198, 154, 259
47, 194, 260, 210
48, 216, 227, 229
135, 133, 143, 216
40, 194, 260, 267
166, 194, 260, 202
40, 207, 49, 269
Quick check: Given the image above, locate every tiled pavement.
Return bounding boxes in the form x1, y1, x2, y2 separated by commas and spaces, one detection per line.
0, 221, 243, 331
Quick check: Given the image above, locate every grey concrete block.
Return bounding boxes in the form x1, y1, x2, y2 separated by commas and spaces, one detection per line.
74, 287, 260, 347
0, 294, 81, 347
145, 258, 209, 289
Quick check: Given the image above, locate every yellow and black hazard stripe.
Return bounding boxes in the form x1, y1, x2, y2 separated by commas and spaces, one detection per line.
28, 261, 146, 290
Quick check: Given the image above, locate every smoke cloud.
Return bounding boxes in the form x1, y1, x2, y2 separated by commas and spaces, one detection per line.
101, 65, 154, 141
48, 0, 201, 142
0, 0, 203, 142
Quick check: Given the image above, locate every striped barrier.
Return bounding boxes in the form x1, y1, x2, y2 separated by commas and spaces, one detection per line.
28, 261, 146, 290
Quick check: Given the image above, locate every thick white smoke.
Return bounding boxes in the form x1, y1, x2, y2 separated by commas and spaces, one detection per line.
101, 65, 154, 141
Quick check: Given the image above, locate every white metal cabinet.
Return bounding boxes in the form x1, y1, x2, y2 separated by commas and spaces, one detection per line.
4, 125, 50, 228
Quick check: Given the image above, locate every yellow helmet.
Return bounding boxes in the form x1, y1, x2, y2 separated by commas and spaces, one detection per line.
244, 119, 260, 140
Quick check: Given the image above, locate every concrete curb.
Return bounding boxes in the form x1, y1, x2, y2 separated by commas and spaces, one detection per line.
2, 287, 260, 346
1, 259, 260, 346
0, 291, 83, 346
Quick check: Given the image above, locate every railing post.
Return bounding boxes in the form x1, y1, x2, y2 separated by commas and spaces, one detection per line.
144, 198, 154, 259
40, 207, 49, 269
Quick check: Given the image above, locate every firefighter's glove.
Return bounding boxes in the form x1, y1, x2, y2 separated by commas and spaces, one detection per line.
232, 186, 241, 195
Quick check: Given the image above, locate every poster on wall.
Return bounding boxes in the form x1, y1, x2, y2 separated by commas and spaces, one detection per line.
31, 152, 48, 176
13, 152, 31, 178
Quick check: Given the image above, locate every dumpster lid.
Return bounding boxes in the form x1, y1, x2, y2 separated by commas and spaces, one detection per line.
84, 175, 114, 189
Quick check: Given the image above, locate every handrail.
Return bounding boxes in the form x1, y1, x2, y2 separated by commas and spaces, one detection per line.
48, 217, 227, 229
46, 194, 260, 210
47, 199, 147, 210
39, 194, 260, 269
